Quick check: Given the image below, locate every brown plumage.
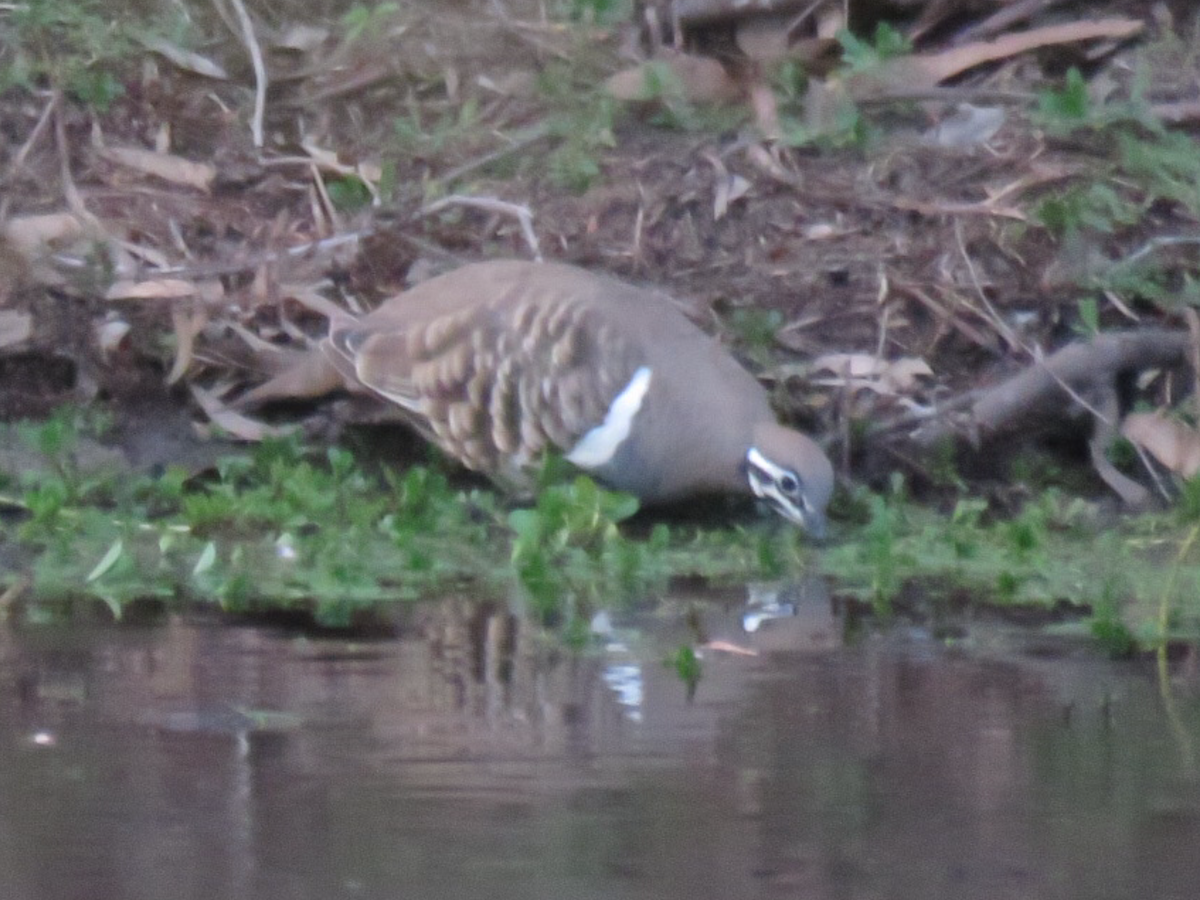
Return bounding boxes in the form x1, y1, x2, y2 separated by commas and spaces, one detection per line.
241, 260, 833, 534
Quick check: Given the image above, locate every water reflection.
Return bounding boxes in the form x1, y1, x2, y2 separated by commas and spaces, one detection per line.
1, 591, 1198, 900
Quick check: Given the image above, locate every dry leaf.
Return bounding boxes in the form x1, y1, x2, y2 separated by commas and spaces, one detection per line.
816, 4, 844, 38
114, 239, 170, 272
191, 386, 293, 442
167, 305, 208, 385
1121, 412, 1200, 478
813, 352, 886, 378
786, 37, 842, 75
850, 18, 1145, 96
153, 122, 170, 153
813, 352, 933, 394
281, 284, 355, 322
736, 14, 791, 62
137, 35, 229, 79
883, 357, 935, 392
196, 280, 226, 305
0, 310, 33, 349
478, 71, 536, 98
744, 142, 799, 185
926, 103, 1006, 148
95, 318, 131, 356
99, 146, 215, 192
606, 52, 742, 105
1, 212, 85, 258
747, 79, 781, 139
106, 279, 197, 301
299, 139, 382, 203
701, 640, 759, 657
274, 24, 329, 52
300, 139, 344, 170
713, 173, 752, 220
356, 160, 383, 183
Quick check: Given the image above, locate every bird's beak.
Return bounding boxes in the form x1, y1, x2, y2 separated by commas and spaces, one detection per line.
771, 497, 827, 540
799, 507, 827, 541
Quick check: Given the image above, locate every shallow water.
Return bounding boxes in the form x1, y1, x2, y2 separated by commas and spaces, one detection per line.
2, 587, 1199, 900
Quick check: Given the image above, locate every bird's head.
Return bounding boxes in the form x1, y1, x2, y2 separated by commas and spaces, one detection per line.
745, 423, 834, 538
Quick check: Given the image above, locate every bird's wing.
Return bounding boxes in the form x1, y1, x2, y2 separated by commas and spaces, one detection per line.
323, 294, 642, 476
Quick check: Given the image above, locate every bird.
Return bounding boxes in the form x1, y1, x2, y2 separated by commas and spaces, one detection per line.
240, 259, 834, 535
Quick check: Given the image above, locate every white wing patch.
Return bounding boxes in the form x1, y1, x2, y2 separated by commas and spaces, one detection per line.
566, 366, 652, 469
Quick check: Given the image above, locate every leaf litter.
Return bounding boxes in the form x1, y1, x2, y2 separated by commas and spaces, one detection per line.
1, 0, 1199, 507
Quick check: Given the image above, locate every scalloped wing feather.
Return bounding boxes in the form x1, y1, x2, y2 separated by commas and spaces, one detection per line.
324, 294, 642, 478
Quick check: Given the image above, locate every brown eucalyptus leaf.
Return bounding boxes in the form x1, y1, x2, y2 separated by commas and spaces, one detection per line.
106, 279, 197, 301
99, 146, 216, 192
606, 53, 741, 105
0, 310, 33, 349
1121, 413, 1200, 478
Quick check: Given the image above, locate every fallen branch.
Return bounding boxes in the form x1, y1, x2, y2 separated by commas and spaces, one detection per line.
909, 329, 1191, 448
865, 329, 1192, 506
851, 17, 1145, 97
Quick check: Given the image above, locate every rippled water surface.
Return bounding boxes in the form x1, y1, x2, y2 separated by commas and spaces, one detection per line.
2, 588, 1198, 900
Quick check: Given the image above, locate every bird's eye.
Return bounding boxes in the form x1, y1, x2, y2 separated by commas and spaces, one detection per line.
778, 473, 800, 495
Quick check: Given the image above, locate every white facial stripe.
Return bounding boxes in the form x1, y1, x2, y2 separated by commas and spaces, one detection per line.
746, 447, 781, 498
747, 446, 813, 528
567, 366, 652, 469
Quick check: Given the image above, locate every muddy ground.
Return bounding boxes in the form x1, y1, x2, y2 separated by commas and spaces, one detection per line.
1, 0, 1198, 496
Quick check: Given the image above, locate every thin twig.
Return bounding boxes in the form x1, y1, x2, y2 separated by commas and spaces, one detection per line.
421, 195, 542, 261
221, 0, 268, 148
136, 229, 372, 279
1087, 387, 1150, 506
784, 0, 825, 37
955, 219, 1118, 427
485, 1, 571, 60
308, 162, 338, 232
899, 281, 994, 348
1188, 309, 1200, 424
1109, 235, 1200, 273
954, 0, 1068, 44
856, 87, 1037, 106
2, 91, 57, 186
874, 267, 890, 359
1130, 437, 1174, 505
125, 221, 442, 281
953, 217, 1022, 352
436, 123, 552, 185
52, 96, 102, 233
282, 63, 392, 107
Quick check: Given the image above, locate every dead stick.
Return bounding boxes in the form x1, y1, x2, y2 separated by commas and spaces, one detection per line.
910, 329, 1191, 446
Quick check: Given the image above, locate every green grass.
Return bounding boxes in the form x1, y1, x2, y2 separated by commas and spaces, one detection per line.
820, 481, 1200, 655
0, 0, 196, 109
1028, 59, 1200, 305
836, 23, 913, 74
4, 410, 1200, 655
771, 23, 913, 150
0, 413, 816, 629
